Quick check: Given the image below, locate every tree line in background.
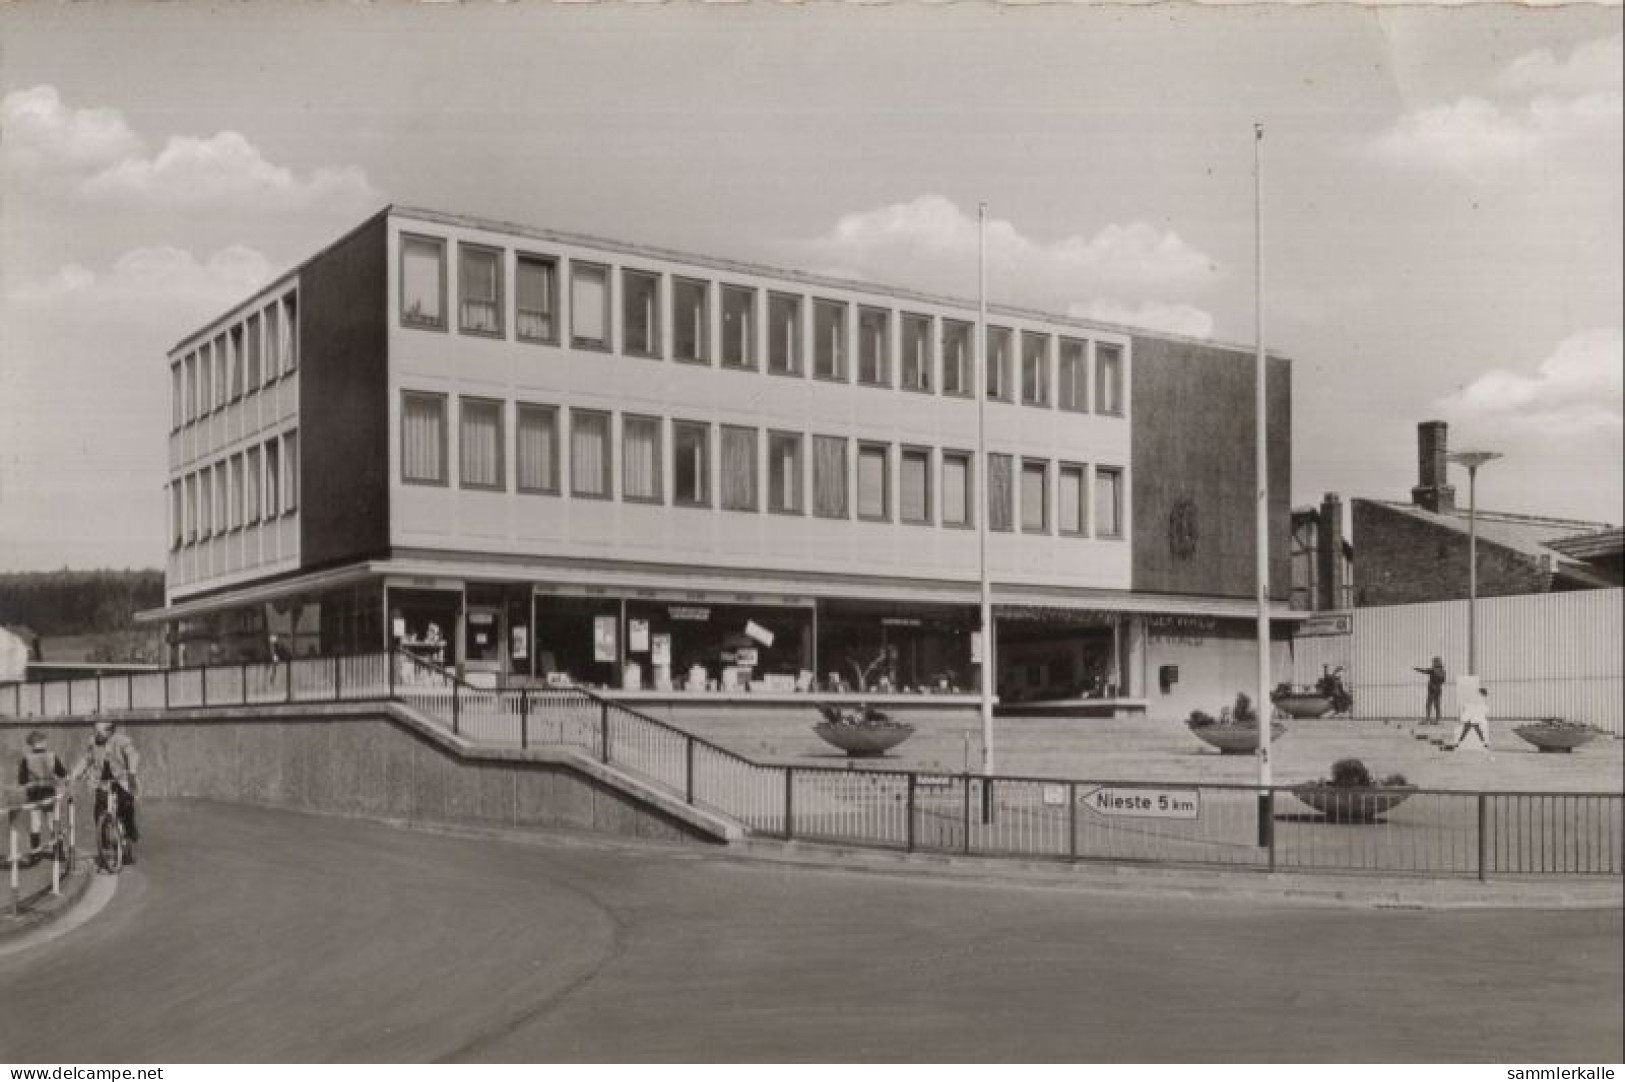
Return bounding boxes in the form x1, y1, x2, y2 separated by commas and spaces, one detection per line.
0, 569, 166, 664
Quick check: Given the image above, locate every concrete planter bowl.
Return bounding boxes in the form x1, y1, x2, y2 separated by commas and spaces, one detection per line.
1187, 721, 1288, 755
1272, 693, 1335, 719
812, 722, 916, 758
1294, 786, 1416, 823
1512, 724, 1600, 754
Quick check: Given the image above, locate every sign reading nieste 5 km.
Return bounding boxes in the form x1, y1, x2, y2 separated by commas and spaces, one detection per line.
1080, 786, 1201, 820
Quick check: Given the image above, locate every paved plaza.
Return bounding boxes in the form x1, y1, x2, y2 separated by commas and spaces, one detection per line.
0, 802, 1619, 1062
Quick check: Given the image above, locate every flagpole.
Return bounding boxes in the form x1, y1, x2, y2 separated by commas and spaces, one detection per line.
1253, 123, 1273, 844
977, 202, 995, 779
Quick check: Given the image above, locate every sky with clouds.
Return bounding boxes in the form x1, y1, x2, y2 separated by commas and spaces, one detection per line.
1, 3, 1620, 571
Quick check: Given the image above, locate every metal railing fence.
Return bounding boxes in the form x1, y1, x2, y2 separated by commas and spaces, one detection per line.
2, 651, 1620, 879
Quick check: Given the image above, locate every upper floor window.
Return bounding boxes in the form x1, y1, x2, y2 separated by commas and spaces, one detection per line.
721, 426, 759, 511
261, 442, 277, 519
220, 331, 235, 410
986, 327, 1013, 402
244, 448, 262, 526
768, 431, 804, 514
673, 278, 709, 364
721, 285, 756, 370
170, 484, 182, 550
856, 442, 890, 522
459, 397, 505, 490
1058, 338, 1089, 412
813, 436, 848, 519
674, 421, 711, 507
901, 447, 931, 525
941, 320, 972, 397
1021, 332, 1050, 407
282, 294, 299, 373
987, 453, 1014, 532
185, 474, 198, 544
516, 254, 558, 344
570, 409, 612, 497
183, 354, 197, 425
517, 404, 560, 494
228, 454, 244, 531
767, 292, 802, 375
622, 414, 663, 502
1095, 343, 1124, 416
283, 430, 300, 511
813, 299, 847, 381
570, 262, 610, 351
264, 303, 282, 379
198, 341, 214, 415
246, 314, 263, 392
858, 307, 890, 386
622, 269, 661, 358
900, 314, 933, 393
401, 234, 446, 330
401, 392, 448, 486
459, 245, 503, 337
942, 451, 972, 528
1094, 466, 1123, 537
1058, 463, 1086, 535
1020, 459, 1048, 533
171, 364, 183, 430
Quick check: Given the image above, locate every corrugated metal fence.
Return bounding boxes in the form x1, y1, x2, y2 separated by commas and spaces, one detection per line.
1290, 589, 1622, 735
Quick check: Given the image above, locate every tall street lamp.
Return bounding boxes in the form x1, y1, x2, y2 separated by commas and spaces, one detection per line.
1446, 450, 1502, 677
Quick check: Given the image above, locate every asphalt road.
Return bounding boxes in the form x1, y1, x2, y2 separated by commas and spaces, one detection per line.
0, 802, 1619, 1063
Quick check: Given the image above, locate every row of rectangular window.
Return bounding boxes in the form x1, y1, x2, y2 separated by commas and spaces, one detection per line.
399, 234, 1125, 414
400, 392, 1124, 538
171, 431, 300, 549
171, 292, 299, 432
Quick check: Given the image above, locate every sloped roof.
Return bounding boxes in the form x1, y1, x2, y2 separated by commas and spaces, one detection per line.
1546, 527, 1625, 562
1362, 500, 1617, 587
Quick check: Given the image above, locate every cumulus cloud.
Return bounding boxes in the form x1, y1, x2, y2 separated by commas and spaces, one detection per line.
5, 245, 274, 320
1, 84, 379, 211
1436, 328, 1624, 435
802, 194, 1215, 300
1066, 298, 1214, 339
1374, 35, 1622, 172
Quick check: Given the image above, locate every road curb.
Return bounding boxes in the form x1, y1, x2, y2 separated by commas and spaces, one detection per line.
0, 860, 97, 945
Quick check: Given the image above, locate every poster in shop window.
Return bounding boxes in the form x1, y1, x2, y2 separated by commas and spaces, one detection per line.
629, 618, 650, 653
593, 616, 617, 662
651, 633, 671, 666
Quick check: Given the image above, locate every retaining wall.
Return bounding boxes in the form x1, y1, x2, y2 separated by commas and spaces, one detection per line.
0, 706, 724, 844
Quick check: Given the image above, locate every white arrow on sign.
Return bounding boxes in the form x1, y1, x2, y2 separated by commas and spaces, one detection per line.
1078, 786, 1200, 820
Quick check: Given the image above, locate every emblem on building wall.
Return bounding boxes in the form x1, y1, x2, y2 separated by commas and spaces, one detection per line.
1169, 497, 1199, 560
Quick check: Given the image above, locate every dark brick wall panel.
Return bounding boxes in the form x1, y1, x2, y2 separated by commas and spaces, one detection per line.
1351, 499, 1551, 606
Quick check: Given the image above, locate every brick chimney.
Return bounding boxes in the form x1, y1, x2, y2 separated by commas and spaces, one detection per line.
1317, 492, 1346, 611
1411, 420, 1456, 513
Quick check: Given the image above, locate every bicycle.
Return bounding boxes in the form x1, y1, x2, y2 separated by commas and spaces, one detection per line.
50, 792, 75, 881
94, 781, 134, 874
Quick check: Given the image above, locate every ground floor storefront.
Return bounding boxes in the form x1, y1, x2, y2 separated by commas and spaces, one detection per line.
150, 564, 1297, 719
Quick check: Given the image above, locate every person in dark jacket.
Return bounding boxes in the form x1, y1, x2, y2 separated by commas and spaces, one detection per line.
17, 730, 68, 858
1412, 657, 1447, 722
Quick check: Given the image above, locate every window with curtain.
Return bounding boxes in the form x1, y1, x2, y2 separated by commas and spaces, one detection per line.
283, 431, 299, 511
571, 263, 609, 349
942, 452, 971, 527
721, 426, 759, 511
622, 269, 660, 357
246, 446, 263, 523
622, 415, 662, 502
857, 443, 889, 521
941, 321, 972, 396
813, 436, 848, 518
1058, 465, 1086, 535
517, 404, 559, 494
674, 421, 710, 506
901, 447, 930, 524
858, 307, 890, 386
721, 286, 755, 369
263, 442, 279, 518
673, 278, 709, 363
813, 299, 847, 380
459, 245, 502, 336
1096, 343, 1123, 416
901, 314, 933, 392
571, 410, 612, 497
1022, 332, 1050, 406
768, 432, 803, 513
460, 398, 505, 490
228, 455, 244, 530
264, 303, 281, 377
768, 293, 802, 375
516, 255, 558, 343
988, 453, 1013, 532
401, 235, 445, 329
1058, 338, 1089, 412
245, 315, 262, 394
1021, 460, 1048, 533
402, 393, 446, 485
986, 327, 1013, 401
1094, 467, 1123, 537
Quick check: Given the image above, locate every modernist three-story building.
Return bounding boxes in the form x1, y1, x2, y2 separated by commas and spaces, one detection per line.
148, 206, 1296, 719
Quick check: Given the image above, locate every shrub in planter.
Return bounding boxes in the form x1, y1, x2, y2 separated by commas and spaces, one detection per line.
1295, 757, 1414, 822
1511, 717, 1600, 753
1186, 694, 1287, 753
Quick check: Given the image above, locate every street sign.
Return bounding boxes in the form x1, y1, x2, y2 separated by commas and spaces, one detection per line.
1078, 786, 1200, 820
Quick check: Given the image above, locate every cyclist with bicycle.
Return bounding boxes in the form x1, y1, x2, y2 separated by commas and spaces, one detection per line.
72, 720, 141, 864
16, 730, 68, 863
